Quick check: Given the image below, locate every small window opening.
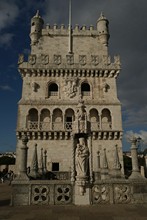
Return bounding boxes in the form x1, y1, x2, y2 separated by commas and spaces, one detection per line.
52, 162, 59, 171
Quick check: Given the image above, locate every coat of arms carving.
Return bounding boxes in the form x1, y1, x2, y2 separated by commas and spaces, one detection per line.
79, 55, 86, 65
18, 54, 24, 64
41, 54, 49, 65
91, 55, 99, 65
66, 55, 74, 65
64, 78, 77, 98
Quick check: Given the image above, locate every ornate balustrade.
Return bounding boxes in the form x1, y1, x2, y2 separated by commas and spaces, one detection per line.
91, 122, 100, 130
28, 121, 38, 130
65, 122, 72, 131
40, 122, 51, 130
52, 122, 63, 130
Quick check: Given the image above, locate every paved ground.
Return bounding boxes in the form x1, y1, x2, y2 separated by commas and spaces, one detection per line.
0, 183, 147, 220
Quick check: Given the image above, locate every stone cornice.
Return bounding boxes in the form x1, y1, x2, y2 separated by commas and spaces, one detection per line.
18, 99, 121, 106
16, 130, 123, 141
18, 67, 120, 78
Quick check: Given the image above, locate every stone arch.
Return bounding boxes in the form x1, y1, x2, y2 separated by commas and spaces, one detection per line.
52, 108, 63, 130
65, 108, 75, 131
101, 108, 112, 129
40, 109, 50, 130
27, 108, 38, 130
89, 108, 100, 130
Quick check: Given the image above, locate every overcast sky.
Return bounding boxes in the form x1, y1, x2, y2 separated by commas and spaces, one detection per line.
0, 0, 147, 152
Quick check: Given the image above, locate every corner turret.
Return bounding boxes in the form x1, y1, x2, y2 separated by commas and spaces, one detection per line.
97, 12, 110, 46
30, 10, 44, 45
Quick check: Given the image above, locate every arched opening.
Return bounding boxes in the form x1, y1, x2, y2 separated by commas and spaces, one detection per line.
101, 108, 112, 130
89, 109, 100, 130
65, 108, 75, 131
40, 109, 50, 130
81, 82, 90, 96
48, 83, 58, 97
52, 108, 63, 130
27, 108, 38, 130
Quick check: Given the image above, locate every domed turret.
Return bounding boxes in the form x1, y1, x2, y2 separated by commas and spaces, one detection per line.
30, 10, 44, 45
97, 12, 110, 46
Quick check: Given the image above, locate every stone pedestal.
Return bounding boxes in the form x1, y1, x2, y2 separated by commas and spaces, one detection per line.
74, 184, 91, 205
15, 135, 29, 181
129, 137, 144, 180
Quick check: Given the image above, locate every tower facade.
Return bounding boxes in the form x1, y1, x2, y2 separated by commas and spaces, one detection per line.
16, 11, 123, 194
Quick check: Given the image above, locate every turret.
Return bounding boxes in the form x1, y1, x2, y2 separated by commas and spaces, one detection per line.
97, 12, 110, 46
30, 10, 44, 45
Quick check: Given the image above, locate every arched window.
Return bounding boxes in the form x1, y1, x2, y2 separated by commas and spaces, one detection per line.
101, 109, 112, 130
89, 109, 100, 130
81, 82, 90, 96
40, 109, 50, 130
52, 108, 63, 130
65, 108, 75, 131
48, 83, 58, 97
27, 108, 38, 130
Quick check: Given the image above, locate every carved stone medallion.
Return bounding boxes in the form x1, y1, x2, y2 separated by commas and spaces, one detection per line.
54, 55, 61, 65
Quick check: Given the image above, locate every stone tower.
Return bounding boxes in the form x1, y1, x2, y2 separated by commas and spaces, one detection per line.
15, 11, 125, 204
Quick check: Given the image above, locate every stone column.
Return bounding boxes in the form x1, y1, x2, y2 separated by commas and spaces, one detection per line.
99, 113, 102, 129
88, 134, 93, 183
50, 113, 53, 130
71, 134, 75, 183
17, 134, 29, 180
129, 137, 144, 180
38, 111, 41, 130
43, 150, 47, 174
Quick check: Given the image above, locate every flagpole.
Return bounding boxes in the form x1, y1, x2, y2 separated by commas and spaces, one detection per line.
69, 0, 72, 53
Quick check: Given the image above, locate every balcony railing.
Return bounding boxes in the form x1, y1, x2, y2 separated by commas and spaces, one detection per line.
101, 122, 112, 130
82, 91, 90, 96
28, 121, 38, 130
49, 91, 58, 96
91, 122, 100, 130
52, 122, 63, 130
65, 122, 72, 131
40, 122, 50, 130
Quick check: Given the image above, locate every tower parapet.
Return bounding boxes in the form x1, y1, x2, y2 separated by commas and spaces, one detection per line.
30, 10, 44, 45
